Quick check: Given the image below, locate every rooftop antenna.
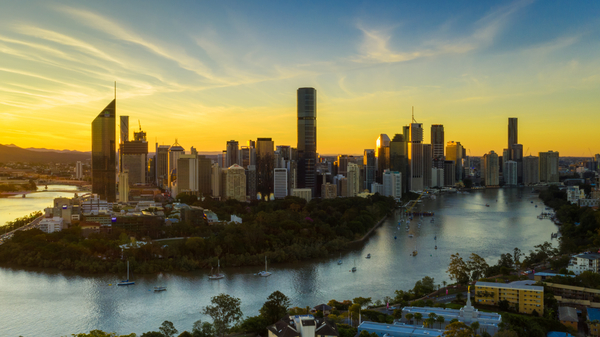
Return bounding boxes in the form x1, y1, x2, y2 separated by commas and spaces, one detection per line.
412, 106, 417, 123
114, 81, 116, 100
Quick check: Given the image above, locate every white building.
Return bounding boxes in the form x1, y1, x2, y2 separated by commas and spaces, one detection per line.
38, 217, 64, 233
347, 163, 360, 197
81, 194, 112, 215
274, 168, 288, 199
267, 315, 338, 337
371, 182, 383, 194
383, 170, 402, 199
431, 168, 444, 188
75, 161, 84, 180
568, 253, 600, 275
567, 186, 584, 204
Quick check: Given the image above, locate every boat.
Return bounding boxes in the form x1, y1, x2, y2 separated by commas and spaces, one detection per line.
118, 261, 135, 286
435, 245, 437, 250
154, 286, 167, 292
535, 205, 538, 208
434, 235, 437, 240
408, 234, 414, 238
258, 256, 271, 277
337, 253, 343, 265
366, 253, 371, 259
209, 259, 225, 280
412, 245, 418, 256
351, 259, 357, 272
485, 204, 490, 207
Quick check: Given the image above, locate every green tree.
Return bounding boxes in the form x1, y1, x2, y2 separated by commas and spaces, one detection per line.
470, 321, 479, 334
405, 313, 414, 323
442, 321, 474, 337
259, 291, 291, 324
202, 293, 243, 336
71, 331, 137, 337
159, 321, 178, 337
493, 330, 518, 337
447, 253, 470, 285
353, 296, 372, 308
414, 313, 423, 325
192, 320, 215, 337
467, 253, 489, 281
436, 315, 445, 328
239, 316, 269, 335
498, 300, 510, 312
178, 332, 193, 337
141, 332, 163, 337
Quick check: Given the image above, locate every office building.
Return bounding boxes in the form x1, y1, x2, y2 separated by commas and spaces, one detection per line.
120, 132, 148, 185
274, 168, 288, 199
246, 165, 257, 199
347, 163, 360, 197
407, 122, 424, 191
376, 134, 390, 183
226, 140, 240, 167
168, 140, 185, 189
39, 217, 64, 234
223, 164, 246, 202
256, 138, 275, 198
446, 141, 463, 182
118, 170, 129, 202
483, 151, 500, 187
240, 146, 255, 168
505, 160, 518, 186
297, 88, 317, 196
475, 281, 543, 315
211, 163, 221, 198
91, 99, 116, 202
523, 156, 540, 185
431, 167, 444, 188
197, 155, 212, 196
444, 161, 456, 187
336, 155, 350, 176
389, 134, 408, 193
508, 118, 518, 159
431, 124, 444, 165
363, 149, 375, 192
512, 143, 523, 184
540, 151, 560, 183
155, 144, 169, 188
175, 154, 199, 196
120, 116, 129, 144
321, 183, 337, 199
291, 188, 312, 202
76, 161, 84, 180
423, 144, 432, 189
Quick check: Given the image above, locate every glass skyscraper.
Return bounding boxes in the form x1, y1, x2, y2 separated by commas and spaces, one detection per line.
297, 87, 317, 195
92, 99, 116, 202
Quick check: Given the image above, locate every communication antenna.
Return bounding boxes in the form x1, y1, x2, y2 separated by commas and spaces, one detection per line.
412, 106, 417, 123
114, 81, 116, 100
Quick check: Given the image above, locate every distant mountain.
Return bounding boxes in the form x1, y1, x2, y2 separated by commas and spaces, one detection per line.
0, 144, 90, 164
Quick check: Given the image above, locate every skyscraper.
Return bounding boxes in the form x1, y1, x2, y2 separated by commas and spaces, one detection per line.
363, 149, 375, 192
226, 140, 240, 167
223, 164, 246, 202
389, 134, 408, 193
408, 122, 424, 191
120, 116, 129, 144
446, 141, 463, 182
523, 155, 540, 185
155, 144, 169, 188
376, 134, 391, 183
198, 155, 212, 196
505, 161, 518, 186
483, 151, 500, 187
512, 143, 524, 184
422, 144, 432, 189
297, 87, 317, 196
120, 128, 147, 185
175, 154, 199, 196
539, 151, 559, 183
91, 99, 116, 202
431, 124, 444, 166
347, 163, 360, 197
168, 140, 185, 192
508, 118, 518, 160
274, 168, 288, 199
256, 137, 274, 198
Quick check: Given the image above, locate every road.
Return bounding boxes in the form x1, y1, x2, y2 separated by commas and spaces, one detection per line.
0, 215, 44, 245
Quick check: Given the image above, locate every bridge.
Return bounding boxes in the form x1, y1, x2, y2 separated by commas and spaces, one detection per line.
0, 215, 44, 245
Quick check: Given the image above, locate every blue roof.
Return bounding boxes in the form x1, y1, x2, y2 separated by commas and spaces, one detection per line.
589, 308, 600, 321
536, 272, 575, 278
547, 332, 574, 337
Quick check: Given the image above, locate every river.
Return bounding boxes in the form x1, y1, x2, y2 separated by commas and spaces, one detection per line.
0, 187, 557, 337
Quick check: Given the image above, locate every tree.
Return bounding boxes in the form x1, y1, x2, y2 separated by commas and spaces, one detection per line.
413, 276, 436, 297
436, 315, 445, 328
353, 297, 372, 308
239, 316, 269, 335
467, 253, 489, 281
513, 248, 522, 274
447, 253, 470, 285
202, 293, 243, 336
260, 291, 291, 324
141, 332, 163, 337
442, 321, 474, 337
414, 313, 423, 325
178, 332, 193, 337
192, 320, 216, 337
72, 331, 136, 337
405, 313, 414, 323
498, 300, 510, 312
493, 330, 518, 337
470, 321, 479, 334
159, 321, 178, 337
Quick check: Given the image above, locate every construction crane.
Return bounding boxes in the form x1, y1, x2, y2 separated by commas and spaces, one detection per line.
525, 147, 530, 156
405, 190, 426, 214
138, 119, 142, 131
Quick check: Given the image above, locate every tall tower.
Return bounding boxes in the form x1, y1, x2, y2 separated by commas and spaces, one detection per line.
120, 116, 129, 144
408, 109, 424, 191
431, 124, 444, 168
91, 99, 116, 202
483, 151, 500, 187
363, 149, 376, 192
256, 137, 275, 198
508, 118, 518, 160
226, 140, 240, 167
297, 87, 317, 196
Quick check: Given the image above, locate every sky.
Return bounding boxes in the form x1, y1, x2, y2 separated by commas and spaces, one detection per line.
0, 0, 599, 156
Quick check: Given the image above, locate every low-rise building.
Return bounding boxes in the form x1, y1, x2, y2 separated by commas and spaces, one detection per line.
358, 321, 443, 337
267, 315, 338, 337
542, 282, 600, 307
567, 253, 600, 275
558, 306, 578, 330
475, 281, 544, 314
291, 188, 312, 202
38, 217, 64, 233
588, 308, 600, 336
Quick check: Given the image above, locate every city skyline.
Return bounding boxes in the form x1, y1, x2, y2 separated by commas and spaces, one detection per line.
1, 1, 600, 156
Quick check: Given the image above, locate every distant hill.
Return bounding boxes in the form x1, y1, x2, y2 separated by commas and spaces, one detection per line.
0, 144, 90, 164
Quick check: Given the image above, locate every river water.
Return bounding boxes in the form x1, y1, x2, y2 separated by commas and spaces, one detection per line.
0, 187, 557, 337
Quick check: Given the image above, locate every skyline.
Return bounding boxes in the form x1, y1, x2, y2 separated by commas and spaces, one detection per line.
1, 1, 600, 156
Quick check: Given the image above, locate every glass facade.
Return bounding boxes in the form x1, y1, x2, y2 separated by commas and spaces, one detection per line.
297, 87, 317, 195
92, 99, 116, 202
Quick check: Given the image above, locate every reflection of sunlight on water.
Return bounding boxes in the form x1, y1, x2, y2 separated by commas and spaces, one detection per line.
0, 188, 559, 336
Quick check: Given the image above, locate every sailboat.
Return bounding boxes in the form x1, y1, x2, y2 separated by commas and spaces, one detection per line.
351, 259, 357, 272
118, 261, 135, 286
258, 256, 271, 277
412, 243, 418, 256
337, 253, 343, 265
209, 259, 225, 280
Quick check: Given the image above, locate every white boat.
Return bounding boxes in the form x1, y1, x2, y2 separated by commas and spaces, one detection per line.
154, 286, 167, 292
209, 259, 225, 280
337, 253, 343, 265
366, 253, 371, 259
258, 256, 271, 277
408, 234, 414, 238
351, 259, 357, 272
118, 261, 135, 286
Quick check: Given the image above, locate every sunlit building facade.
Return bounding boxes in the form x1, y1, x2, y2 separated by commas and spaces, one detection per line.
91, 99, 116, 202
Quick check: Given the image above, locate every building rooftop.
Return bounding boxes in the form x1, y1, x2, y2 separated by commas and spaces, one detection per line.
535, 272, 575, 278
588, 308, 600, 321
476, 281, 544, 292
558, 307, 578, 322
358, 321, 443, 337
574, 253, 600, 260
547, 332, 575, 337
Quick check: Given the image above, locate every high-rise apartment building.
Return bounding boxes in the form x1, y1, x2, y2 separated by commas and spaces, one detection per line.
246, 165, 257, 199
408, 123, 424, 191
483, 151, 500, 187
91, 99, 116, 202
539, 151, 559, 183
321, 182, 337, 199
423, 144, 432, 189
297, 87, 317, 196
155, 145, 169, 188
376, 134, 391, 183
256, 138, 274, 198
223, 164, 246, 202
508, 118, 518, 160
383, 170, 402, 199
523, 156, 540, 185
446, 141, 463, 182
76, 161, 84, 180
274, 168, 288, 199
505, 161, 518, 186
431, 124, 444, 166
347, 163, 360, 197
363, 149, 376, 192
198, 155, 212, 196
226, 140, 240, 167
431, 167, 444, 188
512, 144, 523, 184
444, 160, 456, 187
211, 163, 221, 198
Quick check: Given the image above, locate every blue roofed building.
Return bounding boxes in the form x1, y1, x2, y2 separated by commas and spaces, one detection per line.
588, 308, 600, 336
357, 321, 443, 337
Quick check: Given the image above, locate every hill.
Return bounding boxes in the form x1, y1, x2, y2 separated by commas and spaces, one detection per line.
0, 144, 90, 164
